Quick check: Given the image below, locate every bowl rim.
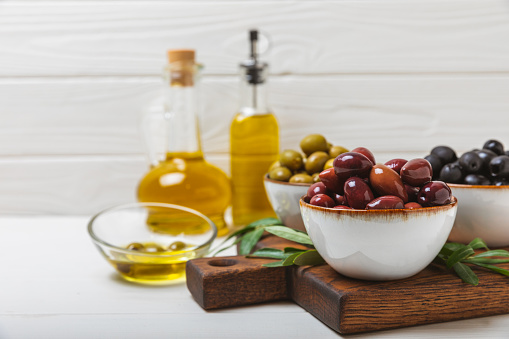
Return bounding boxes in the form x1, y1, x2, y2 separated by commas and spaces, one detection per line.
263, 173, 313, 186
448, 183, 509, 190
300, 196, 457, 214
87, 202, 218, 257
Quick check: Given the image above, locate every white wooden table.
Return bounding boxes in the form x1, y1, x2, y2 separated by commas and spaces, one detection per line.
2, 216, 509, 339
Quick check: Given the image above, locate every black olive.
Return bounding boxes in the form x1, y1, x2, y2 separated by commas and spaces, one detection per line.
431, 146, 457, 164
483, 139, 504, 155
475, 149, 497, 174
439, 162, 464, 183
490, 155, 509, 178
464, 174, 490, 185
424, 154, 443, 179
459, 151, 482, 174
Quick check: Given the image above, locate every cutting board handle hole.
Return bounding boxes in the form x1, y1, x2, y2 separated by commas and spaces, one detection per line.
207, 259, 238, 267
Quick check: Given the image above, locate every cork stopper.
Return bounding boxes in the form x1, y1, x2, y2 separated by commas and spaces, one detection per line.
167, 49, 195, 64
167, 49, 195, 86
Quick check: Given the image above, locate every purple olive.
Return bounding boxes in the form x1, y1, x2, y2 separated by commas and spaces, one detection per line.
319, 168, 345, 194
332, 193, 347, 206
333, 152, 373, 180
307, 182, 330, 199
343, 177, 374, 210
369, 164, 408, 203
400, 158, 433, 187
366, 196, 405, 210
404, 202, 422, 209
351, 147, 376, 165
405, 184, 420, 202
310, 194, 335, 208
384, 158, 408, 174
333, 205, 353, 210
417, 181, 452, 207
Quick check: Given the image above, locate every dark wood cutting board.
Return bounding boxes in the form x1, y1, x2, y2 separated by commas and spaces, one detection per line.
186, 235, 509, 334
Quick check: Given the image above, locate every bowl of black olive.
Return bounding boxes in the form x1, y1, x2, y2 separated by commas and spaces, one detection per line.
424, 139, 509, 247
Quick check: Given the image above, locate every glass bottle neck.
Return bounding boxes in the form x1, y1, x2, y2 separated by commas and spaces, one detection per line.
164, 81, 203, 158
239, 81, 270, 116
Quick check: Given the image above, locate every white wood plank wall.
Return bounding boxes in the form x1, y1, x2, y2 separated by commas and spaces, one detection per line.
1, 0, 508, 214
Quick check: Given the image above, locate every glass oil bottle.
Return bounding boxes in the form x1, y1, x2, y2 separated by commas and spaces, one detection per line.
230, 30, 279, 226
138, 50, 231, 236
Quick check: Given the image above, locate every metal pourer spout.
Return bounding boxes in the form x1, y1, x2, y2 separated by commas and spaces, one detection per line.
241, 29, 267, 85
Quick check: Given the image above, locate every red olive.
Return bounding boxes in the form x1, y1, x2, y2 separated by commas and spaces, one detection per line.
366, 196, 405, 210
405, 184, 420, 203
333, 205, 353, 210
332, 193, 347, 206
400, 158, 433, 187
417, 181, 452, 207
404, 202, 422, 209
351, 147, 376, 165
384, 158, 408, 174
333, 152, 373, 181
310, 194, 335, 208
369, 164, 408, 203
307, 182, 330, 199
343, 177, 374, 210
319, 168, 345, 194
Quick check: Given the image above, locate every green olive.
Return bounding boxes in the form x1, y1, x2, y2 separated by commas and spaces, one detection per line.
169, 241, 186, 251
324, 158, 334, 170
305, 151, 329, 174
143, 243, 165, 253
268, 160, 281, 172
126, 242, 145, 251
329, 145, 349, 159
300, 134, 328, 156
312, 173, 321, 183
289, 173, 313, 184
279, 149, 303, 171
269, 166, 292, 181
326, 142, 333, 152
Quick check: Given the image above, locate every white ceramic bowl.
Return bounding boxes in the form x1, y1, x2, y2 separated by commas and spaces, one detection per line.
299, 197, 458, 281
448, 184, 509, 247
264, 175, 310, 232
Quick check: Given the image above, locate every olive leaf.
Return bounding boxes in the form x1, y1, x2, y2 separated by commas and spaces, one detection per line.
263, 226, 314, 245
452, 262, 479, 286
468, 238, 489, 250
436, 240, 509, 285
446, 247, 475, 269
210, 218, 285, 256
293, 250, 325, 266
239, 228, 265, 255
249, 248, 287, 259
473, 249, 509, 258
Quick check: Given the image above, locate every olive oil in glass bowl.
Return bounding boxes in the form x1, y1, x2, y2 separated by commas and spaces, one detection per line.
88, 203, 217, 285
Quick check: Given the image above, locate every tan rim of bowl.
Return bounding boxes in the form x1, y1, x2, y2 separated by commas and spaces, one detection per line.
300, 196, 458, 215
448, 183, 509, 190
263, 174, 313, 186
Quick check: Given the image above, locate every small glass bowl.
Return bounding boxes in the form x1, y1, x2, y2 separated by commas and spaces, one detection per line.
88, 202, 217, 285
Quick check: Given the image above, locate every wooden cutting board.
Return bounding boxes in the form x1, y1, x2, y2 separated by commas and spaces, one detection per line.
186, 235, 509, 334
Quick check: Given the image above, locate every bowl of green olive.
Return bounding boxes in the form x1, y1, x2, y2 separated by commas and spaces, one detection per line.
264, 134, 349, 232
88, 202, 217, 285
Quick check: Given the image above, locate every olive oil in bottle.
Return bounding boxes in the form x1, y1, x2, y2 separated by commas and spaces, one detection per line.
137, 50, 231, 236
230, 30, 279, 226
